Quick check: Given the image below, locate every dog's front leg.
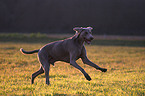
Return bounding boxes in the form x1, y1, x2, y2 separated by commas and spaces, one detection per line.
70, 60, 92, 81
81, 56, 107, 72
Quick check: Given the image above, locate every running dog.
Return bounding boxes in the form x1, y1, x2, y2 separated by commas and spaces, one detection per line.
20, 27, 107, 85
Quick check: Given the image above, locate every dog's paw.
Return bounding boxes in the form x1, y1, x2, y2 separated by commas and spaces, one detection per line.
46, 81, 50, 85
101, 68, 107, 72
85, 73, 92, 81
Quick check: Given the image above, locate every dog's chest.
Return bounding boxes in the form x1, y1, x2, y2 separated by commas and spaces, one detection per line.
76, 49, 83, 59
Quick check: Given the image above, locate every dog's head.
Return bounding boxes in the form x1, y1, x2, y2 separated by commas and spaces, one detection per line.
73, 27, 94, 44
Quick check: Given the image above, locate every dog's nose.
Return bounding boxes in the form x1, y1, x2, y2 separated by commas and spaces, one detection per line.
90, 37, 94, 40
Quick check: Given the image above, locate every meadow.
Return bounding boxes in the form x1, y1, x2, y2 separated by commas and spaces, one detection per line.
0, 33, 145, 96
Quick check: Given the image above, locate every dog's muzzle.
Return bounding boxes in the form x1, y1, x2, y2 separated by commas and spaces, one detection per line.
84, 37, 94, 44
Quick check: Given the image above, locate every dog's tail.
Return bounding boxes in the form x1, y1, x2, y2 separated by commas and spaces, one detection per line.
20, 48, 39, 54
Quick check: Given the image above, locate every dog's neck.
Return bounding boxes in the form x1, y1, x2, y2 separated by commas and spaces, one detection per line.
72, 34, 85, 47
77, 37, 85, 45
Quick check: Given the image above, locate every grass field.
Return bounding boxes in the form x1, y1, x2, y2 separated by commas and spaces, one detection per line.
0, 33, 145, 96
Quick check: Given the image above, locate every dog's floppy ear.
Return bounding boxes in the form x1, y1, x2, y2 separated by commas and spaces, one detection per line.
87, 27, 93, 31
73, 27, 82, 39
73, 27, 84, 39
73, 27, 84, 33
75, 30, 80, 39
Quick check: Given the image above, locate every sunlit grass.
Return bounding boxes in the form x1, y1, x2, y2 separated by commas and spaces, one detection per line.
0, 34, 145, 95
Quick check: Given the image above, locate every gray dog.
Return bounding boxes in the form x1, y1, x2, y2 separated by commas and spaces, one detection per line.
20, 27, 107, 85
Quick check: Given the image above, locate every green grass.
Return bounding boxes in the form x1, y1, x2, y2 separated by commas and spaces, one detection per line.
0, 33, 145, 95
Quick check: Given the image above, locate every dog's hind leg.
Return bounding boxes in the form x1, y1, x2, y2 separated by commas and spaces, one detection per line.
38, 54, 51, 85
31, 66, 44, 84
43, 63, 50, 85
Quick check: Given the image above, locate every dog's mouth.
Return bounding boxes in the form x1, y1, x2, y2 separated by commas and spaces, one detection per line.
84, 38, 92, 44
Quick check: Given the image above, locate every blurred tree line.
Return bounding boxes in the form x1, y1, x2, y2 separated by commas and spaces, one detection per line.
0, 0, 145, 35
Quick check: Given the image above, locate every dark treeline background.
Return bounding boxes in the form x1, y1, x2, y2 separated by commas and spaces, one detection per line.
0, 0, 145, 35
